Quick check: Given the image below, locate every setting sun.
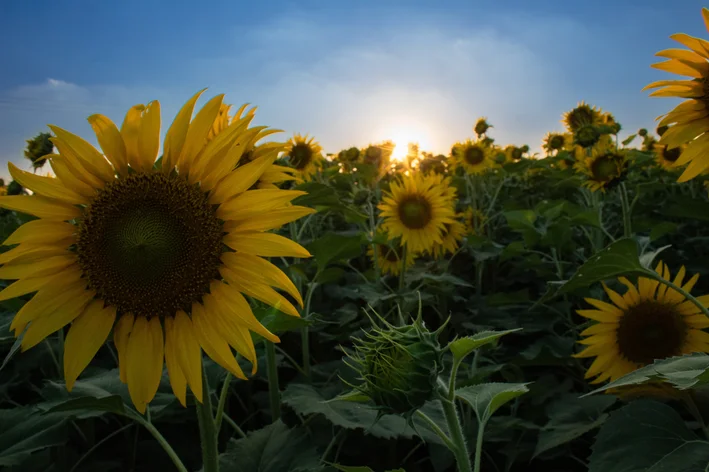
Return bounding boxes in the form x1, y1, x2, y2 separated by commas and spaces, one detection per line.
383, 126, 432, 162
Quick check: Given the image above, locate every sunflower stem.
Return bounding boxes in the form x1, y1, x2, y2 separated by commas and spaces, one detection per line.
127, 412, 188, 472
473, 418, 486, 472
368, 201, 382, 282
619, 182, 632, 238
414, 409, 456, 452
265, 341, 281, 421
214, 373, 232, 433
195, 366, 219, 472
398, 244, 408, 291
440, 397, 473, 472
300, 274, 318, 378
647, 272, 709, 320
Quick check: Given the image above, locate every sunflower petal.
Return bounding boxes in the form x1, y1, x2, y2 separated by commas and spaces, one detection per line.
4, 220, 75, 247
209, 153, 279, 204
49, 126, 115, 182
88, 114, 128, 176
162, 89, 207, 173
137, 101, 161, 172
164, 316, 187, 407
121, 104, 146, 173
8, 163, 86, 205
216, 189, 307, 221
0, 255, 77, 280
21, 288, 94, 351
223, 232, 311, 258
669, 33, 709, 60
227, 207, 317, 232
50, 155, 98, 198
0, 195, 80, 220
221, 252, 303, 306
191, 303, 246, 380
114, 314, 134, 383
64, 300, 116, 390
178, 94, 224, 176
173, 311, 203, 402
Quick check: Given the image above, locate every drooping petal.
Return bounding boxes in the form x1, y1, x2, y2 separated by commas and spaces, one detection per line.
223, 232, 311, 258
114, 314, 135, 383
164, 316, 187, 407
191, 303, 246, 380
88, 114, 128, 175
8, 163, 86, 205
0, 196, 81, 220
4, 219, 75, 247
126, 316, 164, 413
173, 311, 203, 402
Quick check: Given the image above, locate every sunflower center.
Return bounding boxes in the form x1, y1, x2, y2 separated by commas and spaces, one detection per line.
464, 146, 485, 166
290, 143, 313, 170
662, 146, 681, 163
398, 196, 433, 229
616, 301, 687, 365
591, 156, 619, 182
550, 135, 565, 150
76, 173, 224, 318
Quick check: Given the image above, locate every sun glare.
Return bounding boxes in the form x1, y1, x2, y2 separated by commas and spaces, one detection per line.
385, 127, 431, 162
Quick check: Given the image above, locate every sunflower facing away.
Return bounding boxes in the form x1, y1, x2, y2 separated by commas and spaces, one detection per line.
367, 234, 416, 276
574, 137, 627, 192
378, 173, 455, 253
428, 219, 465, 259
463, 207, 487, 236
451, 139, 492, 174
284, 133, 323, 182
0, 91, 315, 412
563, 101, 601, 133
643, 8, 709, 182
574, 262, 709, 384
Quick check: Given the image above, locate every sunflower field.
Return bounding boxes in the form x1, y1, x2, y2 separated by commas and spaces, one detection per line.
5, 8, 709, 472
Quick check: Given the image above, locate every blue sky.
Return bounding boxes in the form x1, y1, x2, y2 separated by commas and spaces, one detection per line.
0, 0, 706, 177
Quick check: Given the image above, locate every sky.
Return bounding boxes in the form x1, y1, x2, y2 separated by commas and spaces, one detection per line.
0, 0, 706, 179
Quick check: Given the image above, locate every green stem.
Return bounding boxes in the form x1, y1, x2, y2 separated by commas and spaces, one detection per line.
220, 413, 247, 439
647, 272, 709, 320
127, 412, 189, 472
440, 398, 473, 472
448, 359, 461, 402
368, 202, 381, 282
300, 276, 318, 378
215, 373, 232, 433
398, 244, 408, 291
473, 419, 486, 472
414, 410, 456, 452
265, 341, 281, 421
619, 182, 632, 238
70, 424, 133, 472
195, 367, 219, 472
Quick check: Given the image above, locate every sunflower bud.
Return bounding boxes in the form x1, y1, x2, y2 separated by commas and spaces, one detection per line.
345, 310, 444, 417
474, 118, 491, 136
574, 124, 601, 148
638, 128, 648, 137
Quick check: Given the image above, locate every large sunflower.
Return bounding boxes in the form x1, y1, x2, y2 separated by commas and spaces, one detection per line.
367, 234, 416, 276
574, 262, 709, 384
378, 173, 455, 253
451, 139, 492, 174
574, 137, 627, 192
643, 8, 709, 182
0, 91, 314, 412
284, 133, 323, 182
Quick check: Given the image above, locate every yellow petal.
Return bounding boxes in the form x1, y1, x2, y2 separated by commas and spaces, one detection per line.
49, 126, 115, 182
191, 303, 246, 380
0, 254, 76, 280
572, 343, 607, 358
0, 243, 71, 266
669, 33, 709, 60
652, 59, 705, 79
216, 189, 307, 221
4, 220, 75, 246
583, 298, 624, 316
223, 232, 311, 258
177, 94, 224, 177
209, 153, 278, 204
50, 139, 107, 190
64, 300, 116, 390
643, 79, 700, 91
193, 116, 256, 188
601, 282, 628, 310
114, 314, 135, 383
576, 309, 620, 323
121, 104, 146, 173
162, 89, 207, 173
0, 274, 59, 302
221, 252, 303, 306
126, 316, 164, 413
201, 297, 257, 369
173, 311, 203, 402
684, 314, 709, 329
683, 273, 700, 293
661, 119, 709, 149
137, 101, 161, 172
10, 273, 85, 333
226, 206, 316, 232
579, 322, 618, 337
206, 282, 279, 342
21, 288, 94, 351
50, 155, 98, 198
8, 163, 86, 205
164, 316, 187, 407
88, 114, 128, 176
0, 195, 80, 220
674, 133, 709, 167
678, 151, 709, 182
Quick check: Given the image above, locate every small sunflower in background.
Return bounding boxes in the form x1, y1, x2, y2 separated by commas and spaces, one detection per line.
284, 133, 323, 182
451, 139, 492, 174
574, 262, 709, 384
367, 234, 416, 276
503, 145, 526, 162
378, 173, 455, 253
474, 117, 492, 137
0, 91, 314, 412
543, 132, 566, 155
463, 207, 487, 236
600, 112, 622, 135
575, 137, 627, 192
643, 8, 709, 182
428, 219, 466, 259
563, 101, 601, 133
654, 143, 685, 170
361, 143, 393, 175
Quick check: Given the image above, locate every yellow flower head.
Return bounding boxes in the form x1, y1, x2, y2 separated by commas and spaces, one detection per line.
543, 132, 566, 154
367, 234, 416, 276
378, 173, 456, 253
284, 133, 323, 182
643, 8, 709, 182
563, 101, 601, 133
428, 219, 466, 259
575, 262, 709, 384
451, 139, 492, 174
654, 142, 685, 170
0, 91, 315, 413
463, 207, 487, 236
574, 136, 627, 192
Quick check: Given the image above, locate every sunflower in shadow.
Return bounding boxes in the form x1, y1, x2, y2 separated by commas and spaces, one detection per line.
284, 133, 323, 182
451, 139, 492, 174
575, 262, 709, 384
367, 233, 416, 276
574, 137, 627, 192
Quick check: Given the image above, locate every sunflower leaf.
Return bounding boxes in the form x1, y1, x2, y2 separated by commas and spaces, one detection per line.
455, 382, 530, 424
447, 329, 522, 362
589, 400, 709, 472
0, 407, 69, 466
307, 233, 365, 271
331, 466, 405, 472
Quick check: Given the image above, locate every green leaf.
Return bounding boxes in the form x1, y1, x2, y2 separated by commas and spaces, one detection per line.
661, 197, 709, 222
569, 210, 601, 228
332, 466, 405, 472
44, 395, 125, 416
503, 210, 540, 245
0, 330, 24, 372
0, 407, 68, 466
307, 233, 364, 271
292, 182, 340, 207
455, 382, 530, 424
589, 400, 709, 472
585, 353, 709, 396
218, 420, 320, 472
649, 222, 677, 241
621, 134, 637, 146
447, 329, 522, 362
282, 384, 449, 445
541, 238, 650, 302
253, 305, 310, 338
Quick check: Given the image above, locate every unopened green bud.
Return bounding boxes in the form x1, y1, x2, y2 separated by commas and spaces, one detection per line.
474, 118, 491, 136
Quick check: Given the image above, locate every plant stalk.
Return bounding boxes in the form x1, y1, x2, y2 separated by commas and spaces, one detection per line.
215, 373, 232, 433
127, 412, 188, 472
619, 182, 632, 238
265, 341, 281, 421
440, 398, 473, 472
195, 367, 219, 472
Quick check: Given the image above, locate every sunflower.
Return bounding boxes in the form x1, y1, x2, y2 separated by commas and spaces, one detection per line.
361, 143, 393, 174
463, 207, 487, 235
451, 139, 492, 174
574, 261, 709, 384
474, 117, 492, 136
574, 137, 627, 192
654, 143, 685, 170
0, 91, 314, 413
378, 173, 455, 253
428, 219, 465, 259
563, 101, 601, 133
543, 132, 566, 155
503, 145, 525, 162
642, 8, 709, 182
284, 133, 323, 182
367, 235, 416, 276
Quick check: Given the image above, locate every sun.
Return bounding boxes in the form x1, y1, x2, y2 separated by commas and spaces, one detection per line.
380, 125, 431, 162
